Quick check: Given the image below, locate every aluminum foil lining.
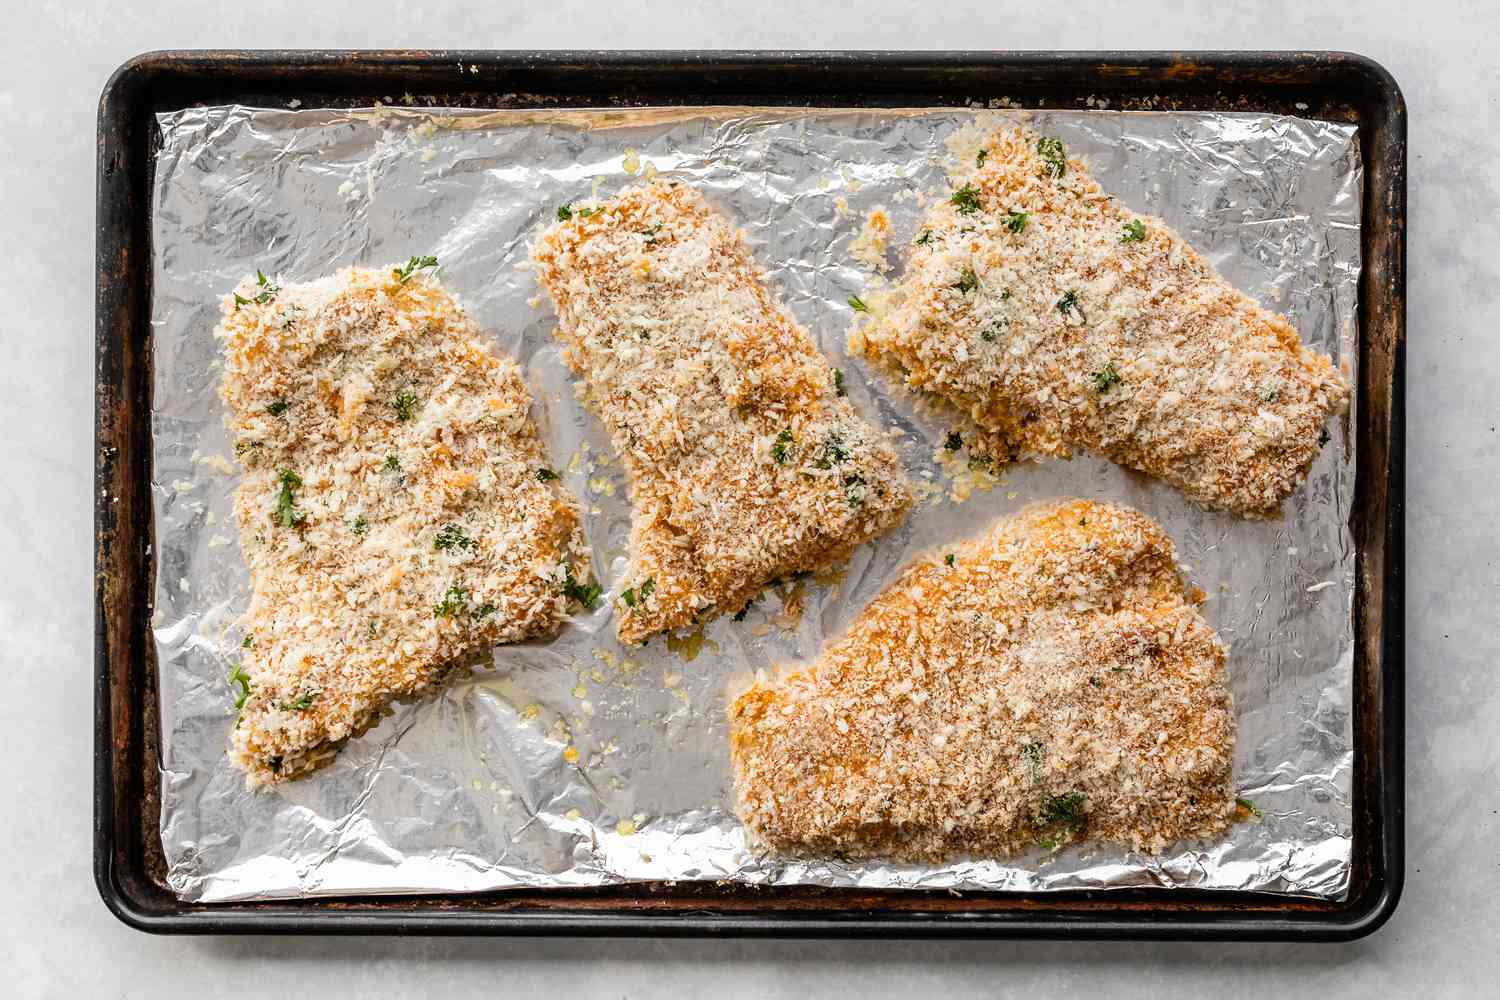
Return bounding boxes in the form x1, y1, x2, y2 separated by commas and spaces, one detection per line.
149, 105, 1361, 903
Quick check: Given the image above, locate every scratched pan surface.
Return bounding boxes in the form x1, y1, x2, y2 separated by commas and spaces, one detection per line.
94, 50, 1405, 939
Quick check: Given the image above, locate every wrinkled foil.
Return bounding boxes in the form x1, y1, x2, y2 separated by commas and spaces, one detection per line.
150, 105, 1361, 902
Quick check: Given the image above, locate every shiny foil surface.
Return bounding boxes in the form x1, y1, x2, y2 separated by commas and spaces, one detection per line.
149, 105, 1361, 902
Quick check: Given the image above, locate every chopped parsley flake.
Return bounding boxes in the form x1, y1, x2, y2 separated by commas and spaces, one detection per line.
968, 454, 993, 472
771, 429, 793, 464
433, 523, 473, 551
1005, 210, 1028, 233
640, 223, 663, 246
434, 583, 470, 618
847, 295, 869, 313
391, 391, 419, 421
1120, 219, 1147, 243
1056, 289, 1085, 322
228, 664, 252, 710
944, 553, 955, 567
843, 473, 868, 507
976, 149, 988, 167
393, 255, 439, 284
471, 603, 497, 620
560, 566, 602, 609
1319, 427, 1331, 447
943, 431, 963, 451
814, 433, 850, 470
950, 183, 983, 215
265, 399, 290, 417
556, 203, 574, 221
1037, 136, 1067, 179
833, 369, 846, 397
1039, 789, 1087, 833
914, 230, 933, 246
283, 693, 317, 712
350, 515, 368, 536
383, 454, 401, 472
274, 469, 305, 529
241, 633, 253, 648
641, 577, 656, 599
951, 267, 979, 294
1236, 796, 1264, 818
536, 467, 559, 482
1091, 361, 1122, 393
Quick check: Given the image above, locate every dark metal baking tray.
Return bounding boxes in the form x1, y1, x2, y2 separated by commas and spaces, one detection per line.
95, 49, 1405, 939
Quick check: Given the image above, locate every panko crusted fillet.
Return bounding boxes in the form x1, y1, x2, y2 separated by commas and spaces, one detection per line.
852, 123, 1352, 517
532, 182, 913, 644
219, 265, 589, 786
729, 499, 1236, 861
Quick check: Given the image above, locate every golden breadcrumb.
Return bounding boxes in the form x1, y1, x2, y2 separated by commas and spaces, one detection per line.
219, 265, 589, 786
532, 182, 913, 645
729, 499, 1236, 861
852, 122, 1351, 517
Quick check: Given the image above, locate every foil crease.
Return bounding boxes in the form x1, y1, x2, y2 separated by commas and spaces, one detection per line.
149, 105, 1361, 902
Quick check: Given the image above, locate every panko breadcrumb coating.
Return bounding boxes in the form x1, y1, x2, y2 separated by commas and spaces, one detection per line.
219, 264, 589, 786
532, 182, 913, 645
729, 499, 1236, 861
852, 122, 1350, 517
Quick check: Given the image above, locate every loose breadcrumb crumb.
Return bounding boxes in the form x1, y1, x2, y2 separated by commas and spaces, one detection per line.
854, 122, 1351, 517
729, 499, 1236, 860
532, 182, 913, 644
219, 266, 588, 786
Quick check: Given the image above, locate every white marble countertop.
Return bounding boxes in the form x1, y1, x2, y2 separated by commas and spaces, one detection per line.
3, 1, 1491, 995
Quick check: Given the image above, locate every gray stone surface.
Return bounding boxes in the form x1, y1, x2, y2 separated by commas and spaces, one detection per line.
1, 2, 1488, 995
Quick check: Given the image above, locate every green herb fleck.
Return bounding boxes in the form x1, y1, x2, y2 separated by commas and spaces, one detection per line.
383, 454, 401, 472
833, 369, 846, 397
434, 523, 473, 551
1021, 741, 1045, 782
1120, 219, 1147, 243
1089, 676, 1102, 688
976, 149, 988, 167
1037, 136, 1067, 179
268, 755, 283, 774
641, 577, 656, 599
265, 399, 290, 417
1236, 796, 1264, 819
233, 293, 251, 310
576, 206, 597, 218
621, 586, 638, 608
1090, 361, 1122, 394
350, 515, 368, 536
1039, 789, 1087, 834
944, 553, 956, 567
393, 255, 439, 284
560, 566, 602, 610
914, 230, 933, 246
814, 433, 850, 470
771, 429, 794, 464
556, 203, 574, 221
1056, 289, 1085, 323
640, 223, 663, 246
254, 270, 279, 304
949, 183, 982, 215
943, 431, 963, 452
537, 468, 559, 482
733, 599, 755, 622
1005, 210, 1028, 234
228, 664, 253, 710
471, 603, 497, 620
1319, 427, 1331, 447
434, 583, 470, 619
274, 469, 305, 529
843, 473, 868, 508
951, 267, 979, 294
283, 693, 317, 712
968, 454, 993, 473
391, 391, 420, 421
241, 633, 253, 649
848, 295, 869, 313
980, 323, 1004, 343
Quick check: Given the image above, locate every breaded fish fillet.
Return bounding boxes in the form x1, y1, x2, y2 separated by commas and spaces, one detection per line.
852, 123, 1351, 517
729, 499, 1236, 860
532, 182, 913, 645
219, 263, 589, 785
